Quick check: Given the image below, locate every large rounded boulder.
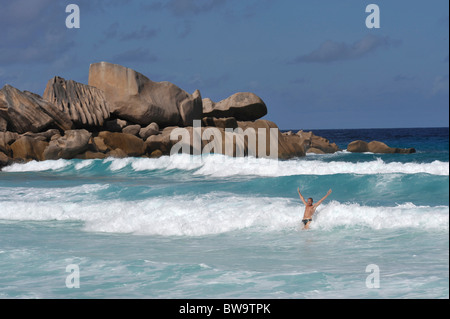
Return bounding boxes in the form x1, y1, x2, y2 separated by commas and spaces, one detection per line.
202, 92, 267, 121
88, 62, 202, 127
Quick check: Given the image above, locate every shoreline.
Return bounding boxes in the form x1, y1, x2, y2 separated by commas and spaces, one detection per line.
0, 62, 419, 170
0, 125, 432, 171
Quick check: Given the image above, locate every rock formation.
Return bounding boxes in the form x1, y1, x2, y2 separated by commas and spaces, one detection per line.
98, 131, 146, 157
88, 61, 202, 127
295, 130, 341, 154
0, 61, 417, 171
139, 122, 160, 140
11, 136, 48, 161
0, 151, 10, 167
104, 119, 129, 132
0, 116, 7, 132
122, 124, 141, 136
43, 129, 92, 160
202, 117, 238, 129
0, 131, 19, 157
145, 119, 305, 159
43, 76, 110, 128
202, 92, 267, 121
0, 85, 72, 134
347, 140, 416, 154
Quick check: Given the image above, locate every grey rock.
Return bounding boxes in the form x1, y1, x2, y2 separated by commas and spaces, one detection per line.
139, 122, 159, 140
43, 129, 92, 160
43, 76, 110, 128
88, 62, 202, 127
122, 124, 141, 136
0, 85, 73, 134
202, 92, 267, 121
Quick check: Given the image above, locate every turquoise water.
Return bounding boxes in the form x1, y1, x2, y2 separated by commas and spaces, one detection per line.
0, 128, 448, 298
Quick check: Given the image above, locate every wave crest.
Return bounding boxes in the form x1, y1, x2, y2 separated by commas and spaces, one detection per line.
0, 194, 447, 235
2, 155, 448, 176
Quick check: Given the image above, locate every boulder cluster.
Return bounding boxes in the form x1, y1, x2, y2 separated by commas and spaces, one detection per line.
347, 140, 415, 154
0, 62, 414, 169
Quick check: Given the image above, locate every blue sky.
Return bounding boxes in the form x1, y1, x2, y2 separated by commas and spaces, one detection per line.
0, 0, 448, 129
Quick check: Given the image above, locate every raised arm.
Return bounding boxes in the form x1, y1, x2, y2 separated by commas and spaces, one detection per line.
314, 189, 332, 208
297, 187, 307, 205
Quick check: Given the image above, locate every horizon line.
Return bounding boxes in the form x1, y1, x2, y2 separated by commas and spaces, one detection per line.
280, 126, 449, 131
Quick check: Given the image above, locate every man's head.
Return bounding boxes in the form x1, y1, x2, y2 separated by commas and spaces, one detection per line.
307, 198, 313, 206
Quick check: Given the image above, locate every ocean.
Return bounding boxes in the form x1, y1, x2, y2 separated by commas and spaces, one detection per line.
0, 127, 448, 299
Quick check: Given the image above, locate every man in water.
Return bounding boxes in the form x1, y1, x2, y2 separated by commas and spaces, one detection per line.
297, 188, 332, 229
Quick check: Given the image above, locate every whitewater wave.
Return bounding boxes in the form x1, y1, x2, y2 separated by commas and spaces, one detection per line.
0, 193, 447, 235
0, 183, 109, 201
1, 155, 448, 176
2, 159, 71, 172
312, 201, 449, 231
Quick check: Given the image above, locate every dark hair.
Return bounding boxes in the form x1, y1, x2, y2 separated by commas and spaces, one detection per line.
308, 197, 313, 202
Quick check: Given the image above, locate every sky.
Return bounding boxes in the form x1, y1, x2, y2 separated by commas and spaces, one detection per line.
0, 0, 448, 130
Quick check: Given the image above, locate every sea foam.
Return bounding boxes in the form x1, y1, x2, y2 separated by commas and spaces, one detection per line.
2, 155, 449, 176
2, 159, 71, 172
0, 193, 447, 236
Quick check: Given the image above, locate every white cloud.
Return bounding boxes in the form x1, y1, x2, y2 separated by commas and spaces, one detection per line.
291, 35, 400, 64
